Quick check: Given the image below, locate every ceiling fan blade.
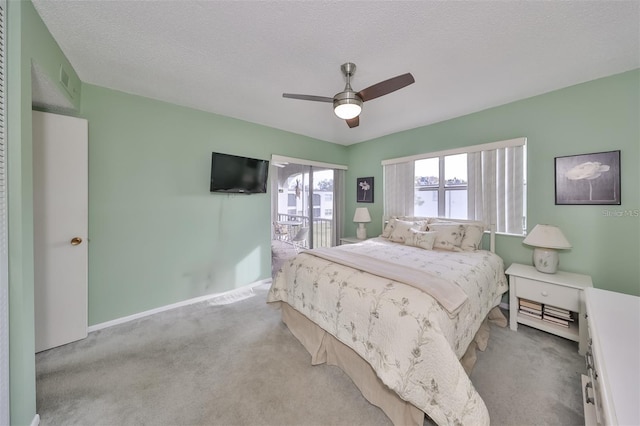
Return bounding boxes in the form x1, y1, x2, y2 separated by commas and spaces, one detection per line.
346, 116, 359, 128
282, 93, 334, 103
357, 73, 415, 102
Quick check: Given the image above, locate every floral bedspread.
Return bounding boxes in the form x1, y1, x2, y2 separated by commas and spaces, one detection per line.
267, 238, 508, 425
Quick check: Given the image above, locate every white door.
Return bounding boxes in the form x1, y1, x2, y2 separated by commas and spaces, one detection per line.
32, 111, 88, 352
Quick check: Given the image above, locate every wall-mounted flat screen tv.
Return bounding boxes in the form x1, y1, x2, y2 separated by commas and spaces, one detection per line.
210, 152, 269, 194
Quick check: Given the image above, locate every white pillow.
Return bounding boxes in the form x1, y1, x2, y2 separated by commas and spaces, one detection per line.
382, 217, 432, 238
460, 225, 485, 251
429, 218, 486, 251
388, 219, 427, 243
404, 229, 438, 250
381, 217, 398, 238
427, 223, 465, 251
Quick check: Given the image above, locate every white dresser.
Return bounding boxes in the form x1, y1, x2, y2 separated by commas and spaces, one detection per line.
583, 287, 640, 426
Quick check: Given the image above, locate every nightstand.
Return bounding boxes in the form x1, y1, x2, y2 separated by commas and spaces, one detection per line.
339, 236, 368, 245
506, 263, 593, 355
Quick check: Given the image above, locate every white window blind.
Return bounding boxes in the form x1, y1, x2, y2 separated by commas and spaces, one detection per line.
467, 144, 525, 234
383, 161, 414, 218
0, 0, 9, 423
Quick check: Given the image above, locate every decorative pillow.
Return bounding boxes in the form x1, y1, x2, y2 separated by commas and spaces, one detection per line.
428, 218, 486, 251
460, 225, 485, 251
383, 217, 441, 237
404, 229, 438, 250
381, 217, 398, 238
427, 223, 465, 251
388, 219, 428, 243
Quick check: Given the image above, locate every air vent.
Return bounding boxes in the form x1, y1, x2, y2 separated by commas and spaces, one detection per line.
59, 66, 69, 88
58, 65, 78, 99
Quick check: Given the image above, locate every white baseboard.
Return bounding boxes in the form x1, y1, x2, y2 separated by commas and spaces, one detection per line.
499, 302, 509, 310
31, 414, 40, 426
88, 278, 272, 333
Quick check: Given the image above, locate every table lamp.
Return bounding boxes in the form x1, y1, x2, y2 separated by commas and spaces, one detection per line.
522, 224, 572, 274
353, 207, 372, 240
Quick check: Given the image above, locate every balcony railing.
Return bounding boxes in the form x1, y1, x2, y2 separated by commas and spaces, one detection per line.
274, 213, 333, 249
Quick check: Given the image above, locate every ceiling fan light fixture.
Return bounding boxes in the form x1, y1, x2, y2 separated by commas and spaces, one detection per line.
283, 63, 414, 129
333, 92, 362, 120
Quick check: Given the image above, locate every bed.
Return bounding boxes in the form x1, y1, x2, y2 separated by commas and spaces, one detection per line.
267, 217, 508, 425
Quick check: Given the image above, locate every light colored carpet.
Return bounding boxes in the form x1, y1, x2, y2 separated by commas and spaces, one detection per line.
470, 315, 586, 425
36, 283, 586, 425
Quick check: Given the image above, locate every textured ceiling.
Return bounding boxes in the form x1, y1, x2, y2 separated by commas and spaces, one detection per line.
32, 1, 639, 145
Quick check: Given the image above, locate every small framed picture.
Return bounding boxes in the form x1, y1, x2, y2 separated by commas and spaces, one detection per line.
356, 177, 374, 203
555, 150, 621, 205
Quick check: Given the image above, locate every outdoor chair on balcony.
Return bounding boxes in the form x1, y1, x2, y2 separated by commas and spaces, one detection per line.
273, 222, 288, 241
290, 227, 309, 253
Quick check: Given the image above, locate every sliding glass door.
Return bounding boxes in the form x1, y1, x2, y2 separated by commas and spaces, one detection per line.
272, 159, 342, 250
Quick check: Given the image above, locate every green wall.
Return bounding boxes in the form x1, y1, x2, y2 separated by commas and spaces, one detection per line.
7, 0, 82, 424
346, 70, 640, 296
80, 84, 347, 325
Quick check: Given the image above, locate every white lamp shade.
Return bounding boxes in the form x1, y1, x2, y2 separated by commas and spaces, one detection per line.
353, 207, 371, 223
523, 224, 571, 274
522, 224, 571, 249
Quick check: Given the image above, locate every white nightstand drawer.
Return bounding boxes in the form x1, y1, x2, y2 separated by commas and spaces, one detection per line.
516, 277, 580, 311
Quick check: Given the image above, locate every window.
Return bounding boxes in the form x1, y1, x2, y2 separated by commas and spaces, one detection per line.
415, 154, 468, 219
287, 193, 296, 207
383, 138, 526, 235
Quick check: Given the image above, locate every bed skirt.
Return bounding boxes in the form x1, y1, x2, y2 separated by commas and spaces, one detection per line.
277, 301, 507, 426
280, 302, 424, 425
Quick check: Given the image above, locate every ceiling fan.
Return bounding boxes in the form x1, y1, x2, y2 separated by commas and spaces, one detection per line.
282, 63, 415, 128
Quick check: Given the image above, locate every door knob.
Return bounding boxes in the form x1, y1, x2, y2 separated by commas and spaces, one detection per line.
70, 237, 82, 246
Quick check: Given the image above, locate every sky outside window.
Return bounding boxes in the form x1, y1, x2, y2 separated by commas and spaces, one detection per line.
444, 154, 467, 185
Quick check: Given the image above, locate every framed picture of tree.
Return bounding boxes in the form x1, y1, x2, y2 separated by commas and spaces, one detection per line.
555, 150, 621, 205
356, 177, 374, 203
